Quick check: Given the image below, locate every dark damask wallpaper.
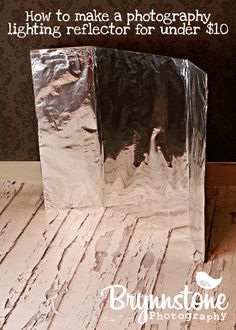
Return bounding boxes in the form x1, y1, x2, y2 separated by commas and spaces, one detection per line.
0, 0, 235, 161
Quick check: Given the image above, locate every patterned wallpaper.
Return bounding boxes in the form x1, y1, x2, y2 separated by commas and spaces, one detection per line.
0, 0, 235, 161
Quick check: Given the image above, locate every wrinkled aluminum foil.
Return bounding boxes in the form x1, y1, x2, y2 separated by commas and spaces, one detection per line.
31, 47, 207, 257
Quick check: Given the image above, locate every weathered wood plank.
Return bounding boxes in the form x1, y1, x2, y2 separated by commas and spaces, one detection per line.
141, 227, 196, 330
0, 162, 42, 184
0, 180, 23, 214
208, 186, 236, 258
0, 183, 43, 264
50, 209, 139, 330
0, 181, 235, 330
3, 208, 104, 330
96, 221, 170, 330
0, 207, 69, 328
189, 186, 236, 330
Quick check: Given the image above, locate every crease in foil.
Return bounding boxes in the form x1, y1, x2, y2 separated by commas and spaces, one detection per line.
30, 47, 207, 258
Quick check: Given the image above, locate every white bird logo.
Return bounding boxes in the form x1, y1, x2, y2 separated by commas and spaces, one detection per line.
196, 271, 222, 290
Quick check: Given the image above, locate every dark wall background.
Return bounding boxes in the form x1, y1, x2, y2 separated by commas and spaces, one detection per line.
0, 0, 235, 161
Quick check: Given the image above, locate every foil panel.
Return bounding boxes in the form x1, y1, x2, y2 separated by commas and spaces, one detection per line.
31, 47, 207, 258
31, 48, 102, 209
187, 61, 208, 256
94, 49, 189, 215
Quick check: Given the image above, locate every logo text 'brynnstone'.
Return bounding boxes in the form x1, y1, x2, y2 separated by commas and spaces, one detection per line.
101, 272, 228, 325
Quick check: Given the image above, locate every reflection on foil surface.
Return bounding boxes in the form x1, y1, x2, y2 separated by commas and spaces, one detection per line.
31, 47, 207, 258
31, 48, 102, 209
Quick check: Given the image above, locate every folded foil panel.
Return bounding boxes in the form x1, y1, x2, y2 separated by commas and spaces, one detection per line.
31, 48, 102, 209
31, 47, 207, 257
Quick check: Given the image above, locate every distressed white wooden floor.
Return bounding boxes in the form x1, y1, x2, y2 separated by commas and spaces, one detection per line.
0, 180, 235, 330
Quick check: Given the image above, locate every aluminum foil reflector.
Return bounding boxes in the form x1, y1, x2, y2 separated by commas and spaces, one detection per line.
31, 47, 207, 257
